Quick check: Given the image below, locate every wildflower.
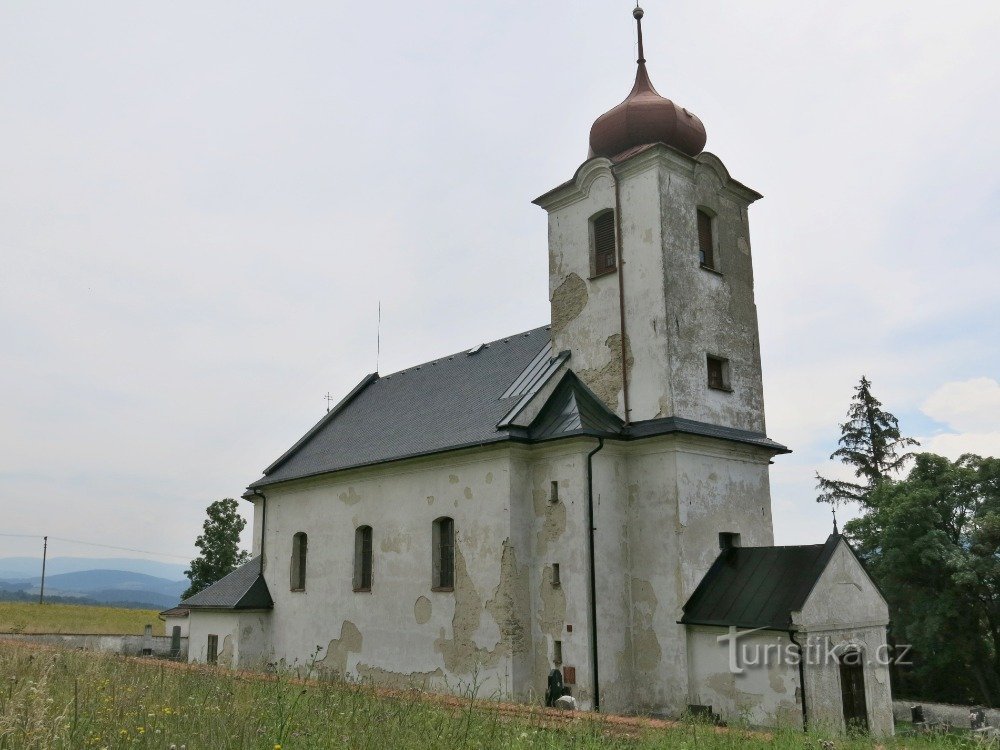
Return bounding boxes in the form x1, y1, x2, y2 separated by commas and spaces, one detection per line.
274, 745, 282, 750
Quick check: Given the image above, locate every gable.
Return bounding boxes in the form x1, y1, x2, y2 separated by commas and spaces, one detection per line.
794, 539, 889, 629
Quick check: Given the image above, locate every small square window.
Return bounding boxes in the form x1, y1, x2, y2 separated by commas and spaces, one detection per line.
707, 355, 731, 391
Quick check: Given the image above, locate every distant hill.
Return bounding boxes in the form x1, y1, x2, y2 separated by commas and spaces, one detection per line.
0, 568, 188, 610
0, 556, 187, 580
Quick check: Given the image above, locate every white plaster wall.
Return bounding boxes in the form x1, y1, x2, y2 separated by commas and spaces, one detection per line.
538, 147, 766, 430
622, 435, 776, 715
795, 541, 893, 737
686, 626, 803, 728
662, 153, 766, 433
187, 611, 267, 668
163, 615, 189, 639
516, 441, 595, 707
673, 438, 775, 597
259, 447, 526, 696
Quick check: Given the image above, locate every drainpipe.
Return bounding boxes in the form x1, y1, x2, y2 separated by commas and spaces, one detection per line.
610, 167, 631, 425
586, 437, 606, 711
251, 489, 267, 575
789, 629, 808, 730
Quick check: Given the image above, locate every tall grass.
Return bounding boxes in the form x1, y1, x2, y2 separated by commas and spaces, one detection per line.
0, 641, 986, 750
0, 603, 162, 636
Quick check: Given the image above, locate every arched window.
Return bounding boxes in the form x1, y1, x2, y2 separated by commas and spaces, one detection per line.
591, 210, 617, 275
697, 208, 715, 269
353, 525, 373, 592
290, 532, 307, 591
432, 517, 455, 590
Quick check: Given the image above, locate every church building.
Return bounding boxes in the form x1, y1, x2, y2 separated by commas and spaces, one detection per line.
180, 8, 894, 734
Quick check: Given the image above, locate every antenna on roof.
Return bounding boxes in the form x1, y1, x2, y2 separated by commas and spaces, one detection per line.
324, 392, 336, 413
376, 301, 382, 374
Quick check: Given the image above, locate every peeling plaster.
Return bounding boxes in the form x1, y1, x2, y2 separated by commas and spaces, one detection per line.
539, 565, 566, 639
317, 620, 363, 677
380, 530, 408, 554
551, 272, 588, 337
338, 487, 362, 506
532, 486, 567, 557
579, 333, 633, 411
434, 539, 527, 674
414, 596, 432, 624
630, 578, 661, 672
485, 540, 530, 656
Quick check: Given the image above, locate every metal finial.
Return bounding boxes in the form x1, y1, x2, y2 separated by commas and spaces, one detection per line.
633, 5, 645, 64
832, 505, 839, 535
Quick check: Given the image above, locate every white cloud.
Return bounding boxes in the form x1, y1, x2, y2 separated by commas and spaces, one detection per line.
922, 378, 1000, 433
917, 432, 1000, 461
915, 378, 1000, 459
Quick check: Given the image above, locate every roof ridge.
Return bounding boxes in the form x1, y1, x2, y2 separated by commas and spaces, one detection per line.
378, 325, 549, 380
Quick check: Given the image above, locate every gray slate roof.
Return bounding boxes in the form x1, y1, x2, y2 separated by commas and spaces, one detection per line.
247, 325, 788, 490
681, 535, 841, 631
180, 558, 273, 610
251, 327, 554, 488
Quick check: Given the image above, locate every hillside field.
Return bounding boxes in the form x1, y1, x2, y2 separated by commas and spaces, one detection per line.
0, 601, 163, 635
0, 640, 973, 750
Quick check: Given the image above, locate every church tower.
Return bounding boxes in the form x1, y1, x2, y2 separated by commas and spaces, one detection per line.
534, 7, 766, 434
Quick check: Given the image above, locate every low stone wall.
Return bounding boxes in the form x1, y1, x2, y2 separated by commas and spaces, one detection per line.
0, 632, 188, 659
894, 699, 1000, 729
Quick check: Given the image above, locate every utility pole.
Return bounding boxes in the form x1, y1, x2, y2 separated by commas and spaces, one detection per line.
39, 536, 48, 605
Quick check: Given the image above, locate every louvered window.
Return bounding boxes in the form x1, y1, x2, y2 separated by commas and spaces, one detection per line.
354, 525, 373, 591
697, 209, 715, 269
592, 211, 617, 275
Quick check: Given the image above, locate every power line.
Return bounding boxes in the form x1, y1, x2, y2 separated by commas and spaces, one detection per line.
0, 532, 190, 561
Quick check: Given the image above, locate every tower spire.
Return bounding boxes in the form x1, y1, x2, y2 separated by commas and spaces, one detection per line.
634, 5, 646, 64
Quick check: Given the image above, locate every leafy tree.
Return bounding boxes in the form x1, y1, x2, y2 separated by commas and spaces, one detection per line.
846, 454, 1000, 705
816, 376, 919, 509
182, 498, 250, 600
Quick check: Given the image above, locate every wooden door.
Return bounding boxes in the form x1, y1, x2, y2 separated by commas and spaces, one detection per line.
839, 653, 869, 732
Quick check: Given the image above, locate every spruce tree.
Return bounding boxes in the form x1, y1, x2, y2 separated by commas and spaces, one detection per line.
816, 376, 919, 509
182, 498, 250, 599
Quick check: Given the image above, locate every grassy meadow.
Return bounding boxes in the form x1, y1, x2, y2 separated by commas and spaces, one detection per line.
0, 603, 162, 636
0, 640, 984, 750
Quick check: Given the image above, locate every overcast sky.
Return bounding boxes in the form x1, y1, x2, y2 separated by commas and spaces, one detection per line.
2, 1, 998, 568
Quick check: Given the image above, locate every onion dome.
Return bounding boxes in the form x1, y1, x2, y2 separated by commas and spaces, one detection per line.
588, 7, 707, 159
